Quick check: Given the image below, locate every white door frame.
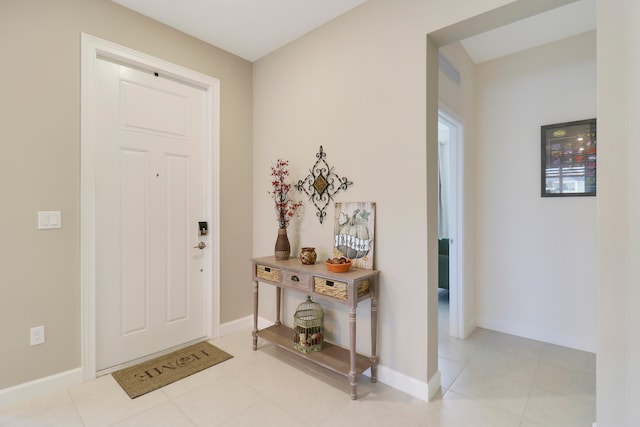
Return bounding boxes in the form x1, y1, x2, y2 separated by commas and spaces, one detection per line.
80, 33, 221, 380
438, 106, 466, 339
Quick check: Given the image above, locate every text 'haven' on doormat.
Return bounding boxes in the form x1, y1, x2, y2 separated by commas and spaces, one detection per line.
112, 341, 233, 398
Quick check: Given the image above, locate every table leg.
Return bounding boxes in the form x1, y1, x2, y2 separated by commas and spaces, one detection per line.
252, 280, 258, 350
275, 287, 282, 326
371, 278, 379, 383
349, 304, 357, 399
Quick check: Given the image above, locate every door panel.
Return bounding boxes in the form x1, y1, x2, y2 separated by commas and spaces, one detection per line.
120, 75, 189, 138
95, 57, 207, 371
120, 149, 149, 336
166, 154, 190, 323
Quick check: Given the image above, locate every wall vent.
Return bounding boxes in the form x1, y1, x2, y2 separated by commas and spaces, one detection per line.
439, 53, 460, 86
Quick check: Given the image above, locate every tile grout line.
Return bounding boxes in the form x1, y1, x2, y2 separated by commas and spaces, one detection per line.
519, 342, 546, 426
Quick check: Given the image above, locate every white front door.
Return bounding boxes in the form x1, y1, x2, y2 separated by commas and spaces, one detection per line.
94, 57, 208, 371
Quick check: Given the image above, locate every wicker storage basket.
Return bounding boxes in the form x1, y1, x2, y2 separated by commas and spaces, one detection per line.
256, 265, 280, 283
293, 296, 324, 353
313, 278, 370, 301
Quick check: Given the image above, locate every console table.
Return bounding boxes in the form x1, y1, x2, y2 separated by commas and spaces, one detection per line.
251, 256, 380, 399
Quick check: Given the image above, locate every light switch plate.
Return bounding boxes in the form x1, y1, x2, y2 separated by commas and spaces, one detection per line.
38, 211, 62, 229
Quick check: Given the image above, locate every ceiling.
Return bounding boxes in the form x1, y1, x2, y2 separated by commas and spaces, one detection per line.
112, 0, 595, 63
111, 0, 368, 62
460, 0, 595, 64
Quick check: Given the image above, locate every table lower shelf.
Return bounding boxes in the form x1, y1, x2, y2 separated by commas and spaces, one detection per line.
257, 324, 371, 377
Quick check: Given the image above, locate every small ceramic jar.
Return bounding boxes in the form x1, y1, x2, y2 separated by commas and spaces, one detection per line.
300, 247, 317, 265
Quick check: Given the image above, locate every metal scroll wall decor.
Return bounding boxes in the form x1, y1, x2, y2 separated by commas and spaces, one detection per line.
296, 146, 353, 224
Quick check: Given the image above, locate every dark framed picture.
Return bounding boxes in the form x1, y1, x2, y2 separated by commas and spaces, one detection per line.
541, 118, 596, 197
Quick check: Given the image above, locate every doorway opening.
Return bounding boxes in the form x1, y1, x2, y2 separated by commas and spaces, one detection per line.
437, 109, 464, 339
426, 0, 585, 400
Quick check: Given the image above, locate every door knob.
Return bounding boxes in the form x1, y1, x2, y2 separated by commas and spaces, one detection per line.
193, 242, 206, 250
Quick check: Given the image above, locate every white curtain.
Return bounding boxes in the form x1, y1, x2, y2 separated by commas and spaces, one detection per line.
438, 124, 451, 239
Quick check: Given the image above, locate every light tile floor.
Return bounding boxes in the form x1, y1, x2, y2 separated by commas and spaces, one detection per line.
0, 292, 595, 426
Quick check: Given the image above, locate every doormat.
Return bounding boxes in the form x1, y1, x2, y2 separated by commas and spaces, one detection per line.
112, 341, 233, 399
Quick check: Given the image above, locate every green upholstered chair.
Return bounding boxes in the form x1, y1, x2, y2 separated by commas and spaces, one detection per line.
438, 238, 450, 290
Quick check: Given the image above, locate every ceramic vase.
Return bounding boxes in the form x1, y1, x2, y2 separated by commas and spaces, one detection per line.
300, 247, 317, 265
274, 227, 291, 260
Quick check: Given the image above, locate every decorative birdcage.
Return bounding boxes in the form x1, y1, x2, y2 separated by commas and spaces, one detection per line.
293, 296, 324, 353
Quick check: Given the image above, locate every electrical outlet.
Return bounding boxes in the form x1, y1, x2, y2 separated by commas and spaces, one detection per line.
30, 326, 45, 346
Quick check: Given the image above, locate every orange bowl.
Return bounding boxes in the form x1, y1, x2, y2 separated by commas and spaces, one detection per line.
324, 260, 352, 273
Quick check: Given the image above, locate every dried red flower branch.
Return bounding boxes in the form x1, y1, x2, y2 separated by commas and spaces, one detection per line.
269, 159, 303, 228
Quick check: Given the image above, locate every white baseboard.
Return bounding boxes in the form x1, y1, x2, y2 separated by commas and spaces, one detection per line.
0, 368, 83, 409
0, 317, 264, 409
218, 314, 253, 336
218, 315, 272, 336
427, 370, 442, 400
476, 317, 596, 354
2, 317, 438, 409
363, 364, 437, 401
375, 365, 429, 400
220, 316, 438, 402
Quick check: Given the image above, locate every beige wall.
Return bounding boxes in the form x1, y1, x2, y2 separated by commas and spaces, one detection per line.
0, 0, 252, 389
596, 0, 637, 424
627, 2, 640, 423
254, 0, 423, 381
253, 0, 519, 387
